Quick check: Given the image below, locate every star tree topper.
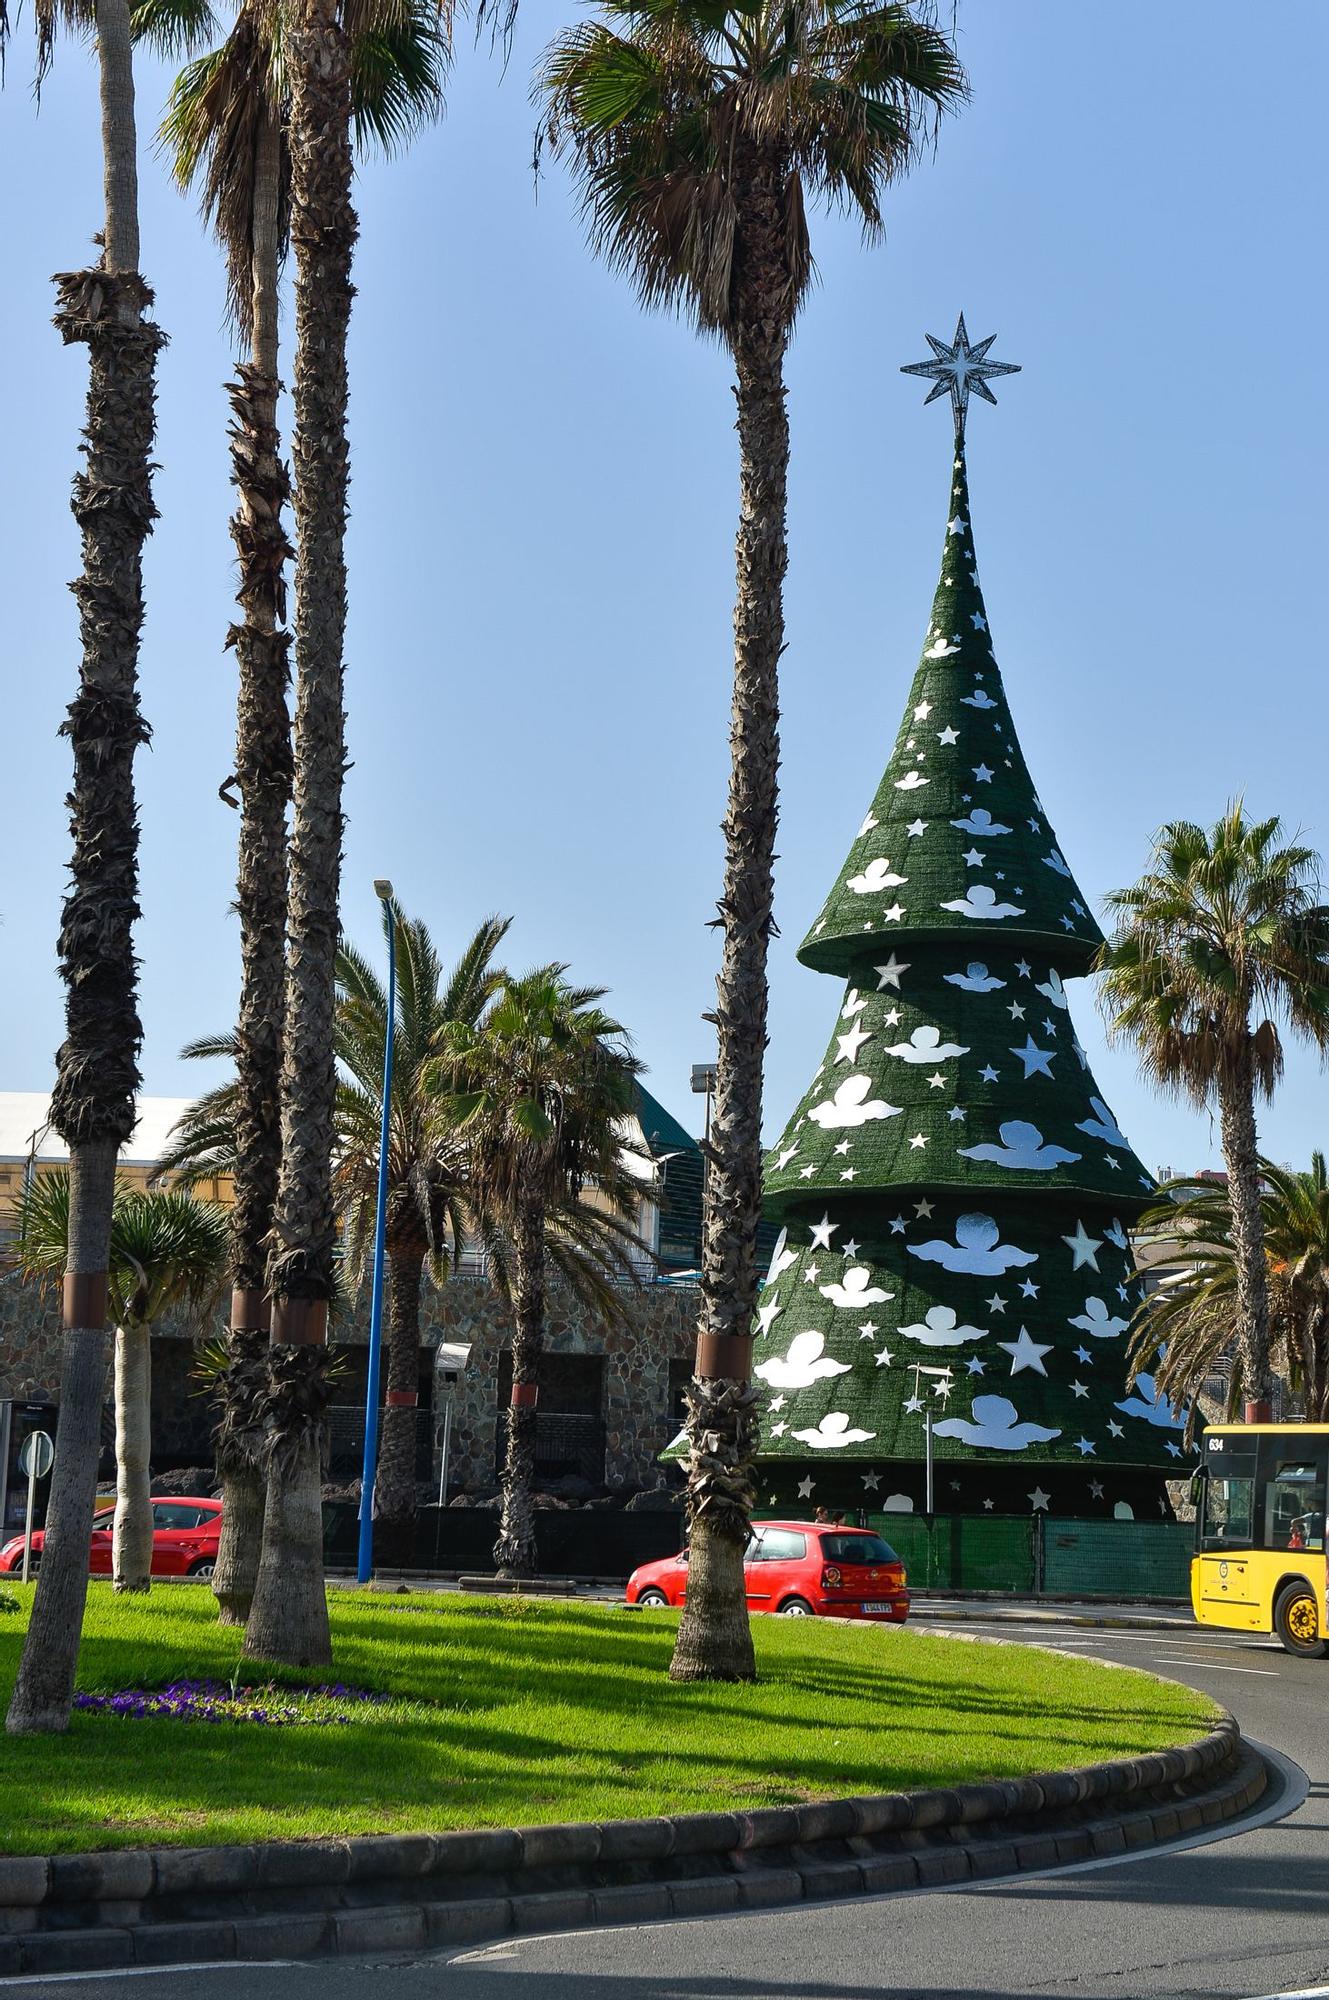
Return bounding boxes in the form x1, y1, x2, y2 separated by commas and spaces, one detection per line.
901, 312, 1020, 438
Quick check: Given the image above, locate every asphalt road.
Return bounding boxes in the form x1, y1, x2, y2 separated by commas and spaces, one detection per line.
10, 1618, 1325, 2000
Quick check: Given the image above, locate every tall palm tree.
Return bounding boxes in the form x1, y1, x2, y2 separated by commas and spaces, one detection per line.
539, 0, 966, 1682
1099, 806, 1329, 1424
158, 0, 448, 1625
3, 0, 170, 1738
12, 1176, 229, 1593
333, 908, 508, 1528
230, 0, 458, 1666
1133, 1156, 1329, 1437
429, 968, 650, 1578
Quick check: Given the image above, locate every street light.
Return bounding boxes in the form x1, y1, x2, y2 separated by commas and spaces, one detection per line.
909, 1362, 954, 1518
357, 878, 396, 1585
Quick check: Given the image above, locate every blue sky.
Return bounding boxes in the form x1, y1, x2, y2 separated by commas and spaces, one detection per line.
2, 1, 1326, 1178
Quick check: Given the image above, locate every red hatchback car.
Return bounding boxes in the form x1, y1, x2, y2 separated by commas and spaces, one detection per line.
0, 1497, 223, 1579
627, 1520, 909, 1622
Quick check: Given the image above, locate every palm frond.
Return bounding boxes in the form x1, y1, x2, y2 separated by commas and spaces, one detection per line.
538, 1, 966, 340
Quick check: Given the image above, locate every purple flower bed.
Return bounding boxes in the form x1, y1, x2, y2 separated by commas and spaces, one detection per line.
73, 1679, 389, 1726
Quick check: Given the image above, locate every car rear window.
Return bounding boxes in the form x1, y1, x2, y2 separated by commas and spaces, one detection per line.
819, 1533, 899, 1565
751, 1529, 807, 1561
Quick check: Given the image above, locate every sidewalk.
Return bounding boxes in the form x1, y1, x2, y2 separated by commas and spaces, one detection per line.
910, 1595, 1192, 1633
340, 1572, 1194, 1633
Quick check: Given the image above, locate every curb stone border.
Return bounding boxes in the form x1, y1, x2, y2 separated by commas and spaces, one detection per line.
0, 1720, 1263, 1976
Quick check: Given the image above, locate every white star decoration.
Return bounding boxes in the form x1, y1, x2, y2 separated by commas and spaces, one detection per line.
808, 1214, 838, 1251
835, 1023, 872, 1065
998, 1327, 1053, 1376
1063, 1220, 1103, 1270
1010, 1036, 1055, 1079
875, 955, 908, 989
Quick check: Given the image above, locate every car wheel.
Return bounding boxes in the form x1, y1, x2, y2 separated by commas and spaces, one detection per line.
779, 1596, 814, 1617
187, 1558, 216, 1580
636, 1588, 669, 1608
1274, 1580, 1327, 1658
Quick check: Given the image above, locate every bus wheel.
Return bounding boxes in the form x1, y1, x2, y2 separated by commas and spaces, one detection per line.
1274, 1581, 1327, 1658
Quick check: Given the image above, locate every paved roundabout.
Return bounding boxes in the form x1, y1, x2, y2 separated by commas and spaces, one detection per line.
9, 1616, 1324, 2000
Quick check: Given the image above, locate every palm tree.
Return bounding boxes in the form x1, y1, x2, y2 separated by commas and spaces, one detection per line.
1133, 1157, 1329, 1437
538, 0, 966, 1682
158, 0, 448, 1625
227, 0, 458, 1666
12, 1176, 229, 1593
429, 968, 650, 1578
161, 912, 510, 1529
334, 909, 508, 1529
3, 0, 170, 1738
1099, 806, 1329, 1423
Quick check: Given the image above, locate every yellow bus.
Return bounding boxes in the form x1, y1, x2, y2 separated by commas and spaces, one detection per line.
1191, 1423, 1328, 1656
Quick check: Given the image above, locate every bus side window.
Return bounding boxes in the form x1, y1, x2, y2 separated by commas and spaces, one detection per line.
1266, 1463, 1323, 1552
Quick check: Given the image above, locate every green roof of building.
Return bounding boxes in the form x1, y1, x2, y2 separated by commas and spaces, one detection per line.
635, 1084, 701, 1161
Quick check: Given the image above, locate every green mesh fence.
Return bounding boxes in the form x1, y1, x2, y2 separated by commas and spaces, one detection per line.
750, 1511, 1193, 1598
867, 1513, 1036, 1594
1041, 1520, 1193, 1601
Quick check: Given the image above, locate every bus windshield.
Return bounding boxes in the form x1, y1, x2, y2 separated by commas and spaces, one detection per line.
1200, 1471, 1254, 1550
1199, 1431, 1329, 1555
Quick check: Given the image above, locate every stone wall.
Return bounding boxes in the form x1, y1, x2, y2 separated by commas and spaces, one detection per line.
0, 1268, 699, 1494
0, 1272, 62, 1408
425, 1275, 697, 1492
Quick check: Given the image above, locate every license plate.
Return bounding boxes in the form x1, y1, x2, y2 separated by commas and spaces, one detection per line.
861, 1601, 895, 1614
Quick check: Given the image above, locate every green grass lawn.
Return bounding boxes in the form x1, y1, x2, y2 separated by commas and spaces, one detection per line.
0, 1586, 1217, 1856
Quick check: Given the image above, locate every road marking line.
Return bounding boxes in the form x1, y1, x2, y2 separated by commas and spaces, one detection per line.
1153, 1657, 1278, 1675
0, 1963, 289, 1987
1246, 1989, 1329, 1998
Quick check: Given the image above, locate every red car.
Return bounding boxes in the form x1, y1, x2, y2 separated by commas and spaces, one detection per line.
0, 1497, 223, 1579
627, 1520, 909, 1622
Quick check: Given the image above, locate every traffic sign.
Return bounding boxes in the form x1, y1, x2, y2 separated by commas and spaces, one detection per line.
19, 1431, 53, 1480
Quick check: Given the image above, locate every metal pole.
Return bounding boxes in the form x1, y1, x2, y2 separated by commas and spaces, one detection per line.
438, 1393, 454, 1513
357, 894, 397, 1586
21, 1453, 37, 1584
925, 1404, 934, 1518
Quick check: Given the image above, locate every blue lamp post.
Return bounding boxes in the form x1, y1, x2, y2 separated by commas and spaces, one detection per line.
357, 879, 396, 1585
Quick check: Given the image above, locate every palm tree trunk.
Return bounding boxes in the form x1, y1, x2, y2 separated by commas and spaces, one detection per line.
6, 1146, 117, 1735
1217, 1042, 1273, 1420
6, 0, 160, 1736
243, 1347, 333, 1664
244, 0, 355, 1669
495, 1189, 544, 1580
210, 1327, 270, 1624
377, 1245, 425, 1531
671, 175, 788, 1685
217, 105, 292, 1626
112, 1320, 152, 1592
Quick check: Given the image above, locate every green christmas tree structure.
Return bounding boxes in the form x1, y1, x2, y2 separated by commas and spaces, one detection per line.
753, 318, 1189, 1521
